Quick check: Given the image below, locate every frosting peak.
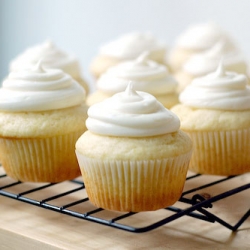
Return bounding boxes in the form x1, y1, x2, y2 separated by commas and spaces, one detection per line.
179, 63, 250, 110
44, 40, 55, 49
0, 63, 85, 112
32, 60, 46, 74
123, 82, 143, 102
133, 51, 150, 66
86, 84, 180, 137
214, 60, 225, 77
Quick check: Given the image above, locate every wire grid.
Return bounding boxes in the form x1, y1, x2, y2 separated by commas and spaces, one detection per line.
0, 167, 249, 233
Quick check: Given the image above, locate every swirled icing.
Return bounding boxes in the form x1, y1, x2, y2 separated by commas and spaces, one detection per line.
97, 53, 177, 95
183, 40, 246, 76
0, 61, 85, 112
86, 83, 180, 137
99, 32, 166, 59
176, 22, 230, 50
179, 62, 250, 110
10, 40, 81, 78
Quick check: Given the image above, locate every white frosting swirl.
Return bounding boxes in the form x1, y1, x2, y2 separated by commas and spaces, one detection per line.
87, 83, 180, 137
183, 40, 246, 76
179, 63, 250, 110
100, 32, 166, 59
0, 61, 85, 112
97, 53, 177, 95
10, 40, 81, 78
176, 22, 229, 50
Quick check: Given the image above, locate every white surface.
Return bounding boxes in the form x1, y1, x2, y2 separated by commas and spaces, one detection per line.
1, 0, 250, 90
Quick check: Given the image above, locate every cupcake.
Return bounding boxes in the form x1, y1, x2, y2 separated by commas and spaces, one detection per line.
168, 22, 234, 72
175, 40, 248, 92
10, 40, 89, 94
89, 32, 167, 79
171, 62, 250, 175
87, 52, 179, 108
0, 61, 88, 182
76, 83, 192, 212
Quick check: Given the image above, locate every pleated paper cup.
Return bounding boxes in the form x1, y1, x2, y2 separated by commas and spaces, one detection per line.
76, 151, 192, 212
187, 128, 250, 175
0, 131, 83, 182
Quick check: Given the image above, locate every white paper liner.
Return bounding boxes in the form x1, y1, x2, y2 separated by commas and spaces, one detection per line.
0, 131, 83, 182
76, 151, 192, 212
187, 129, 250, 175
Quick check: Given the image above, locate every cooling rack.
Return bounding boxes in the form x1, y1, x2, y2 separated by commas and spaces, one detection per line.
0, 166, 249, 233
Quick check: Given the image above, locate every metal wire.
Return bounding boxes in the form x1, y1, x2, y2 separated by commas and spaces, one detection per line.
0, 168, 249, 233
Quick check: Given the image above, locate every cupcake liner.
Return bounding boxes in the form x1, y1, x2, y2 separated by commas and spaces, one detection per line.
76, 151, 192, 212
187, 129, 250, 175
0, 131, 83, 182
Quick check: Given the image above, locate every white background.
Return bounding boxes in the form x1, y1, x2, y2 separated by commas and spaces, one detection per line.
1, 0, 250, 89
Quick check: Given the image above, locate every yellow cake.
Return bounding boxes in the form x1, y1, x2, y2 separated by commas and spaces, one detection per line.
171, 63, 250, 175
76, 83, 192, 212
0, 62, 88, 182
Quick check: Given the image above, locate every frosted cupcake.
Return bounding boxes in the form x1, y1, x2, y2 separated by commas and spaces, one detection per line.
168, 22, 234, 72
89, 32, 167, 79
171, 63, 250, 175
175, 40, 248, 92
87, 53, 178, 108
10, 40, 89, 94
76, 83, 192, 212
0, 61, 88, 182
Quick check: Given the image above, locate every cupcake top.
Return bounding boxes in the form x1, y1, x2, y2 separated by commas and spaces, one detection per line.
0, 61, 86, 112
182, 40, 246, 76
99, 32, 166, 60
86, 83, 180, 137
175, 22, 231, 50
97, 53, 177, 95
179, 62, 250, 110
10, 40, 81, 79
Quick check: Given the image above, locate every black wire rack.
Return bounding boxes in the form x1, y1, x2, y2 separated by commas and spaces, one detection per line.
0, 166, 249, 233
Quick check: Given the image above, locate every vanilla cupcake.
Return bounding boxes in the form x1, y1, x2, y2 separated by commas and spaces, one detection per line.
89, 32, 167, 79
10, 40, 89, 94
87, 53, 178, 108
0, 62, 88, 182
76, 83, 192, 212
171, 63, 250, 175
175, 41, 248, 92
168, 22, 234, 72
